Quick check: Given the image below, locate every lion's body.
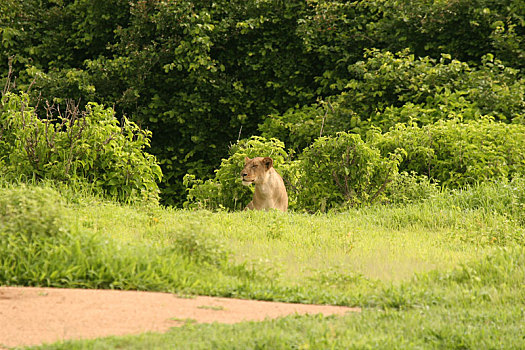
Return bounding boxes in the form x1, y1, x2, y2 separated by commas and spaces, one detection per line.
241, 157, 288, 212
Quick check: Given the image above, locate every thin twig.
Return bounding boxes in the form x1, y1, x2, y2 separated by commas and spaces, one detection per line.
2, 57, 14, 96
237, 125, 242, 142
319, 101, 334, 138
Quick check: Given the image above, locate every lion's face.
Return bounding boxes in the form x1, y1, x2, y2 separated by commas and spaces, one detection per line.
240, 157, 273, 186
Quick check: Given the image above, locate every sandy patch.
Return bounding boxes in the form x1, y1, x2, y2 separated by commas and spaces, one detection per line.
0, 286, 359, 348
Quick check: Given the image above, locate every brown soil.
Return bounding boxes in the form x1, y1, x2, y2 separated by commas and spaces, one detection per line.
0, 287, 359, 348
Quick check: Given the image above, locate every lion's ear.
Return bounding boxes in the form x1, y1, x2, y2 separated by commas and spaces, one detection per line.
244, 156, 250, 163
263, 157, 273, 169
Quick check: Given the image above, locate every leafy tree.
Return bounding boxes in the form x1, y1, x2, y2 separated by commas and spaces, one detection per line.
0, 0, 129, 89
299, 0, 525, 92
260, 50, 525, 150
2, 0, 525, 206
373, 0, 525, 70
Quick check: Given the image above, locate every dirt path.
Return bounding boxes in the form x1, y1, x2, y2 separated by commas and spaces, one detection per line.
0, 287, 359, 348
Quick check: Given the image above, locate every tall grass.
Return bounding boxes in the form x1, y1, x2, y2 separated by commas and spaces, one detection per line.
2, 178, 523, 304
362, 177, 525, 245
2, 178, 524, 348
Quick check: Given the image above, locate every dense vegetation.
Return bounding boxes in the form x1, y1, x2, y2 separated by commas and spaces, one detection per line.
1, 1, 524, 347
0, 92, 162, 202
1, 0, 524, 206
0, 179, 523, 348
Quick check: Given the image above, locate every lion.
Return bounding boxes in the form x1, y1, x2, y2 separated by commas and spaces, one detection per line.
240, 156, 288, 212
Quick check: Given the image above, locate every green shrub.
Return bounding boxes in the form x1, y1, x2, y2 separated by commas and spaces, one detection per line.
0, 92, 162, 203
184, 136, 292, 211
0, 185, 68, 240
185, 133, 429, 212
171, 223, 228, 265
343, 50, 525, 128
383, 171, 440, 205
296, 132, 403, 212
373, 118, 525, 188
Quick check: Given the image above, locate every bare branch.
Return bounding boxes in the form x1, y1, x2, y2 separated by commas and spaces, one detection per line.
237, 125, 242, 143
2, 57, 14, 96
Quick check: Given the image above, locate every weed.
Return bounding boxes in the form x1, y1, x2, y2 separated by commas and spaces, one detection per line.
197, 305, 225, 311
169, 318, 197, 325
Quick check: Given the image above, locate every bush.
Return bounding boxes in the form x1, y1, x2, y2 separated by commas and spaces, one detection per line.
296, 132, 403, 212
0, 92, 162, 203
186, 133, 439, 212
184, 136, 292, 211
355, 51, 524, 125
383, 171, 440, 205
171, 223, 228, 265
186, 119, 525, 212
0, 185, 68, 240
373, 119, 525, 188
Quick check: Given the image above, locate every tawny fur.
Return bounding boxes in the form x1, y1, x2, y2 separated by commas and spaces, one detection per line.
240, 157, 288, 212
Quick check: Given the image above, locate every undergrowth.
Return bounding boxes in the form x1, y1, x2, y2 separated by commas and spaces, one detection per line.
1, 179, 523, 348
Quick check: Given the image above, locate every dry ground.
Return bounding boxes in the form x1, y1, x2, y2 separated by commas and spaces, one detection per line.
0, 286, 359, 348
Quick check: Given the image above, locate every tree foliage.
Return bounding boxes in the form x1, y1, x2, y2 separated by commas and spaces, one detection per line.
260, 50, 525, 151
1, 0, 525, 205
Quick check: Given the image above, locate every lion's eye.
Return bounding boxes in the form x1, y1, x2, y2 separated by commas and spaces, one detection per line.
252, 165, 258, 168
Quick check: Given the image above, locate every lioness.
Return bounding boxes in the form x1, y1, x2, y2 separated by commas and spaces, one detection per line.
240, 156, 288, 212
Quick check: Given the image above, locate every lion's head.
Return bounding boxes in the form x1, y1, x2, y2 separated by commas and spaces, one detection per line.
240, 157, 274, 186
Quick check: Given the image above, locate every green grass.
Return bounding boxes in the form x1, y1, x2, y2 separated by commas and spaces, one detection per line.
31, 247, 525, 349
1, 180, 524, 348
72, 199, 512, 284
37, 306, 525, 349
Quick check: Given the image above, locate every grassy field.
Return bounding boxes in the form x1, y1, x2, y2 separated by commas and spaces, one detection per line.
1, 180, 524, 348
